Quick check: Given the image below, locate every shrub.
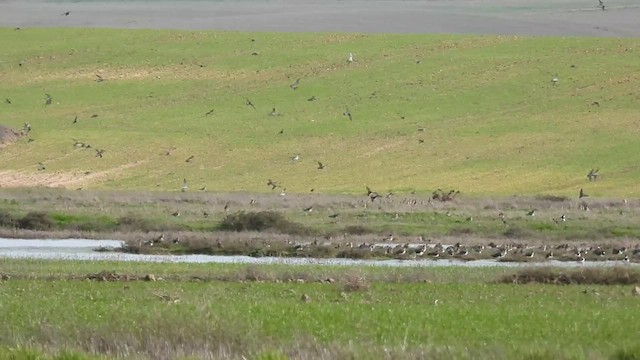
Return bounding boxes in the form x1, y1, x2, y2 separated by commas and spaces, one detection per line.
17, 211, 54, 230
218, 211, 311, 235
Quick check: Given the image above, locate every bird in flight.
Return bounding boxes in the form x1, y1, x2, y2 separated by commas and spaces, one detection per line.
366, 186, 380, 202
23, 123, 31, 132
267, 179, 279, 190
45, 94, 52, 106
291, 154, 300, 161
185, 155, 194, 163
95, 74, 104, 83
61, 11, 70, 16
598, 0, 605, 10
290, 78, 300, 90
245, 98, 256, 110
4, 99, 11, 104
95, 149, 105, 158
205, 109, 215, 116
72, 115, 77, 124
579, 188, 588, 198
277, 129, 284, 135
307, 96, 317, 102
37, 162, 46, 171
343, 107, 352, 121
317, 161, 325, 170
587, 169, 599, 182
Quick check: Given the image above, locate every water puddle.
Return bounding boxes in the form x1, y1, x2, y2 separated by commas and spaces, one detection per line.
0, 238, 636, 268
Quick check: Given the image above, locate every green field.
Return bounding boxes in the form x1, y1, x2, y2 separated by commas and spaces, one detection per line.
1, 28, 639, 196
1, 260, 639, 359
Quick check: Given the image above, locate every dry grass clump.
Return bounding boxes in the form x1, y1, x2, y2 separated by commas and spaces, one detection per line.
500, 267, 640, 285
341, 271, 370, 292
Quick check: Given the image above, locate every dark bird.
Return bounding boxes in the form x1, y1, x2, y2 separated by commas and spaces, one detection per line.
37, 162, 46, 171
366, 186, 380, 202
592, 101, 600, 107
72, 115, 77, 124
95, 74, 104, 82
268, 108, 279, 116
95, 149, 105, 158
278, 129, 284, 135
27, 138, 34, 143
587, 169, 599, 182
205, 109, 215, 116
4, 99, 11, 104
598, 0, 605, 10
317, 161, 325, 170
185, 155, 194, 163
343, 107, 352, 121
290, 78, 300, 90
61, 11, 70, 16
171, 211, 180, 217
307, 96, 317, 101
90, 114, 98, 118
328, 213, 339, 219
224, 202, 230, 212
526, 209, 536, 216
199, 186, 207, 191
303, 206, 313, 213
267, 179, 279, 190
245, 98, 256, 110
579, 188, 588, 198
418, 139, 424, 143
44, 94, 52, 106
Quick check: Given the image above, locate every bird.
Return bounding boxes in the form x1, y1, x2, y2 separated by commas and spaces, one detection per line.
95, 74, 104, 82
366, 186, 380, 202
277, 129, 284, 135
290, 78, 300, 90
291, 154, 300, 161
268, 108, 279, 116
61, 11, 70, 16
37, 162, 46, 171
224, 202, 230, 212
44, 94, 52, 106
171, 211, 180, 217
23, 123, 31, 132
279, 188, 287, 196
551, 74, 559, 85
90, 114, 99, 118
587, 169, 599, 182
347, 52, 354, 63
267, 179, 279, 190
579, 188, 588, 198
172, 237, 180, 245
303, 206, 313, 213
199, 186, 207, 191
181, 178, 188, 192
95, 149, 105, 158
343, 107, 352, 121
4, 99, 11, 104
185, 155, 194, 163
72, 115, 77, 124
598, 0, 605, 10
205, 109, 215, 116
317, 161, 325, 170
526, 209, 536, 216
245, 98, 256, 109
560, 214, 566, 222
307, 96, 317, 102
328, 213, 339, 219
418, 139, 424, 144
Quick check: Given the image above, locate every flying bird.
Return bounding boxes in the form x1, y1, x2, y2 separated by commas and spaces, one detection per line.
205, 109, 215, 116
317, 161, 325, 170
267, 179, 279, 190
291, 154, 300, 161
61, 11, 70, 16
587, 169, 599, 182
224, 201, 230, 212
579, 188, 588, 198
245, 98, 256, 109
23, 123, 31, 132
290, 78, 300, 90
90, 114, 98, 118
343, 107, 352, 121
95, 74, 104, 82
4, 99, 11, 104
37, 162, 46, 171
307, 96, 317, 101
277, 129, 284, 135
598, 0, 605, 10
95, 149, 105, 158
72, 115, 77, 124
185, 155, 194, 163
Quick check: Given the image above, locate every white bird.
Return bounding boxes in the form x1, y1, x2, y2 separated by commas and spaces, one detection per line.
291, 154, 300, 161
551, 74, 559, 85
348, 52, 354, 63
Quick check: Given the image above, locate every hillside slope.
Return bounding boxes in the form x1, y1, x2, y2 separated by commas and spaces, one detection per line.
0, 28, 639, 196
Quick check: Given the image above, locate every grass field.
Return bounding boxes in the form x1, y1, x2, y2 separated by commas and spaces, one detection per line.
1, 260, 639, 359
1, 28, 639, 196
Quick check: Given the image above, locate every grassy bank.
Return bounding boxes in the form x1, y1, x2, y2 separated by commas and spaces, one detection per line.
0, 260, 639, 359
1, 28, 639, 196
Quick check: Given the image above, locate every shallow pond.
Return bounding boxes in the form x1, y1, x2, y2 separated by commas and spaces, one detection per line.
0, 238, 636, 268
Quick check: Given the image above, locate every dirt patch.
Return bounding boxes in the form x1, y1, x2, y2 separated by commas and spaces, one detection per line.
0, 160, 147, 188
0, 125, 24, 148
